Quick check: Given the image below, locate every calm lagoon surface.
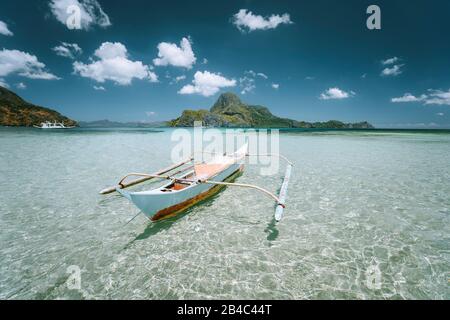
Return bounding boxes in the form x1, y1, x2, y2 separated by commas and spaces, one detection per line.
0, 127, 449, 299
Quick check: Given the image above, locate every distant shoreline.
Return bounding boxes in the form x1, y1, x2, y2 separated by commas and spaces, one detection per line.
2, 126, 450, 133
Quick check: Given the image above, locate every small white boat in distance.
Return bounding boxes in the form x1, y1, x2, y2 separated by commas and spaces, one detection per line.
33, 121, 75, 129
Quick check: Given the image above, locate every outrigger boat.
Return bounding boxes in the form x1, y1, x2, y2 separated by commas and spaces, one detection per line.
100, 143, 292, 222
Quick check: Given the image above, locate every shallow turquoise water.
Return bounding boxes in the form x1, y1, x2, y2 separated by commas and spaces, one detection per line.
0, 127, 449, 299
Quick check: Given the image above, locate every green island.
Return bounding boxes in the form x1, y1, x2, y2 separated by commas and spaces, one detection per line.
169, 92, 374, 129
0, 85, 77, 127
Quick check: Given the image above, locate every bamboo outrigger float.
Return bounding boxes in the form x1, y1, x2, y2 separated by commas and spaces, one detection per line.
100, 143, 292, 222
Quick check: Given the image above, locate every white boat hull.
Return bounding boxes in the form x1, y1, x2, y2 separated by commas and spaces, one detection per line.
117, 162, 243, 220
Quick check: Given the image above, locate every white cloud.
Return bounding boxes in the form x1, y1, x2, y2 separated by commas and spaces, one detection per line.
53, 42, 82, 59
257, 72, 268, 79
361, 73, 367, 79
320, 87, 354, 100
0, 78, 9, 88
73, 42, 158, 85
0, 20, 13, 36
202, 58, 208, 64
382, 57, 399, 65
272, 83, 279, 89
93, 85, 105, 90
424, 89, 450, 106
0, 49, 60, 80
305, 76, 315, 80
391, 89, 450, 106
239, 77, 255, 95
153, 37, 196, 69
147, 71, 158, 83
20, 71, 60, 80
94, 42, 127, 59
174, 75, 186, 82
381, 64, 403, 77
49, 0, 111, 30
233, 9, 293, 32
178, 71, 236, 97
168, 74, 186, 85
391, 93, 426, 103
436, 112, 444, 116
16, 82, 26, 89
146, 111, 156, 117
238, 70, 270, 94
245, 70, 256, 77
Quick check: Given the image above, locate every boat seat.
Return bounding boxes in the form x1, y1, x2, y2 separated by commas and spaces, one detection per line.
172, 182, 189, 190
194, 162, 229, 180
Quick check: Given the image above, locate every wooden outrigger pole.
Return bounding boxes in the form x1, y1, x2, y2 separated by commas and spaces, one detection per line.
99, 157, 194, 195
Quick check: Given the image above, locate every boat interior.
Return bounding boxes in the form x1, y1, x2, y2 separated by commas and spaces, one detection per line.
159, 161, 231, 193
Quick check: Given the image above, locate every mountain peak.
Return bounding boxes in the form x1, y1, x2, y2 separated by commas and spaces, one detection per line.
211, 92, 243, 113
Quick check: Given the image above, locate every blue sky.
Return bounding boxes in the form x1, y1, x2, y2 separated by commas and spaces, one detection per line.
1, 0, 449, 128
